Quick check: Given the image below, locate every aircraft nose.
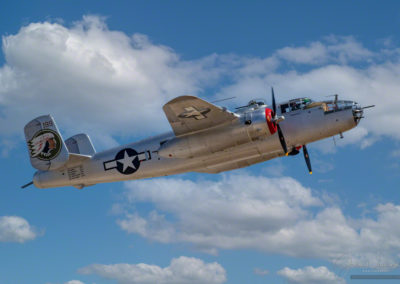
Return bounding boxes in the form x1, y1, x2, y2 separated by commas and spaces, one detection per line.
351, 101, 376, 124
352, 101, 363, 124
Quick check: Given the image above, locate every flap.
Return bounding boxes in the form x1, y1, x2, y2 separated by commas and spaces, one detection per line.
163, 96, 238, 136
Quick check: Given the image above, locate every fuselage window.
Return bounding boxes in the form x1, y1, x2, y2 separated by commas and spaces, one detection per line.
291, 101, 303, 111
280, 104, 290, 114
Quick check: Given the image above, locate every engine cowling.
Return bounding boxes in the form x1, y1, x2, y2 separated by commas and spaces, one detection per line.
264, 108, 277, 135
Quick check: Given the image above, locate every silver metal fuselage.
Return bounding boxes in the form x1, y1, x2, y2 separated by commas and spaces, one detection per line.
33, 101, 361, 189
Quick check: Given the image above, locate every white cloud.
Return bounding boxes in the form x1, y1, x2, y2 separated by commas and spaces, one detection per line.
276, 42, 329, 65
276, 36, 373, 65
277, 266, 346, 284
1, 16, 399, 153
0, 216, 38, 243
116, 174, 400, 266
64, 281, 85, 284
117, 174, 322, 251
0, 16, 226, 149
79, 256, 226, 284
0, 15, 399, 159
217, 40, 400, 147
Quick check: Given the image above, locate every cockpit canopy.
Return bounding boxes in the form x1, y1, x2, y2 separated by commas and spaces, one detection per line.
279, 97, 314, 114
247, 99, 267, 107
235, 99, 267, 113
234, 96, 357, 115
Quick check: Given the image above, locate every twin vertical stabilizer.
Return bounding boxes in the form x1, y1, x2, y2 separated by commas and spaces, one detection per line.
24, 115, 69, 171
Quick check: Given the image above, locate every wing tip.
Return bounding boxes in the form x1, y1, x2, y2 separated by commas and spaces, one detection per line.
164, 95, 198, 106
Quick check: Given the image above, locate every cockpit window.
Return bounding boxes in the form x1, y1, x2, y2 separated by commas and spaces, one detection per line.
280, 103, 290, 114
234, 99, 267, 114
248, 99, 266, 107
323, 100, 355, 113
280, 98, 313, 114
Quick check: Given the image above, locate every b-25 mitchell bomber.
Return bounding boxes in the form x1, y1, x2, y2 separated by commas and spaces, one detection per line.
22, 89, 373, 189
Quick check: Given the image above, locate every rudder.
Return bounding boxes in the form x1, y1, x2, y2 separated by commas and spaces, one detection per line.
24, 115, 69, 171
65, 133, 96, 156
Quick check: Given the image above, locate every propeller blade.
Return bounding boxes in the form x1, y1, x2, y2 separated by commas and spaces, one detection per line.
303, 145, 312, 174
277, 124, 288, 155
271, 87, 288, 155
271, 87, 276, 115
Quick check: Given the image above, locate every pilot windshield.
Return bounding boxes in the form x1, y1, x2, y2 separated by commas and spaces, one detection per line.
248, 99, 266, 106
280, 98, 312, 113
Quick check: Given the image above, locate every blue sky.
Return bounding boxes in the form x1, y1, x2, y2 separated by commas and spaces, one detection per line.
1, 1, 400, 284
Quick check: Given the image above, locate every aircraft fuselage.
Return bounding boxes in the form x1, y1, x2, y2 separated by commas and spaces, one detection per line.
32, 99, 361, 189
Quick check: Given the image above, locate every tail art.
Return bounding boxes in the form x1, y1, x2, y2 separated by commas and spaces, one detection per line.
24, 115, 69, 171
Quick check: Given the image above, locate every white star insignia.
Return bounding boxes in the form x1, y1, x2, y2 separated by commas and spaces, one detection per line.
117, 150, 137, 172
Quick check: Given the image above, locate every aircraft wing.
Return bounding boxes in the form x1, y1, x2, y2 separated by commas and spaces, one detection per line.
163, 95, 238, 136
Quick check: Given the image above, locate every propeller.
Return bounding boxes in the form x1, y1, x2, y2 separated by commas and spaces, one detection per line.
302, 144, 312, 174
271, 87, 288, 155
270, 88, 311, 173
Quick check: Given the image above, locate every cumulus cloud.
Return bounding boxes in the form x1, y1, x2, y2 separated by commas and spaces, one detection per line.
0, 16, 399, 152
277, 266, 346, 284
79, 256, 226, 284
115, 174, 400, 266
216, 38, 400, 146
0, 216, 38, 243
276, 42, 329, 65
0, 16, 227, 148
276, 36, 373, 65
117, 174, 322, 252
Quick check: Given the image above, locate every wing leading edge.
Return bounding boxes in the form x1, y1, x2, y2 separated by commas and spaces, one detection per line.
163, 96, 238, 137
